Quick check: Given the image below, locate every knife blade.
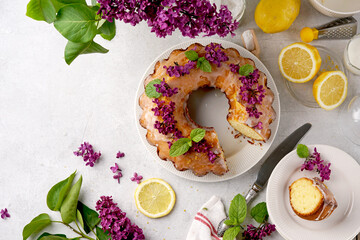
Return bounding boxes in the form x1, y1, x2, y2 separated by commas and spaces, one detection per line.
217, 123, 312, 237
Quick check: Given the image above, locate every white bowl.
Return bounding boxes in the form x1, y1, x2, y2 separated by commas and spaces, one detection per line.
308, 0, 360, 17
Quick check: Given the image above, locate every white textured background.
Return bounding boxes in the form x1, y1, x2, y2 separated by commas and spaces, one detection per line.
0, 0, 359, 239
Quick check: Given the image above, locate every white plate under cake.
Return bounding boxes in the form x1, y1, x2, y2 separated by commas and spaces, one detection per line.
135, 39, 280, 182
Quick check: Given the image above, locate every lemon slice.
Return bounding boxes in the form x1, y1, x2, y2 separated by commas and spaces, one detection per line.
313, 71, 348, 110
134, 178, 176, 218
279, 42, 321, 83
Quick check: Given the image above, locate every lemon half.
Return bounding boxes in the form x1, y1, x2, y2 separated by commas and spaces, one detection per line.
279, 42, 321, 83
313, 71, 348, 110
134, 178, 176, 218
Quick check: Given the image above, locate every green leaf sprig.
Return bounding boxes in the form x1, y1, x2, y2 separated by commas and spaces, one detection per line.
145, 79, 162, 98
22, 171, 109, 240
184, 50, 212, 73
239, 64, 254, 76
26, 0, 115, 65
223, 194, 273, 240
169, 128, 206, 157
297, 144, 309, 158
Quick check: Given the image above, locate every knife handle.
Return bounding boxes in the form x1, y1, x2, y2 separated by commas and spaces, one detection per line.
245, 183, 262, 204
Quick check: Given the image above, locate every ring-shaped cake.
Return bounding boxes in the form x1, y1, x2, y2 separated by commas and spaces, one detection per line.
139, 43, 276, 176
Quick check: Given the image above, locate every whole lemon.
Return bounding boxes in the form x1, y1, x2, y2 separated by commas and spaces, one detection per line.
255, 0, 301, 34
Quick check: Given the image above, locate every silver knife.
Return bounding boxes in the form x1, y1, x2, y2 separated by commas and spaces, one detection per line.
217, 123, 312, 237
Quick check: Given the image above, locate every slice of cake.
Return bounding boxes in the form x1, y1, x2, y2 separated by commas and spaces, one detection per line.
289, 177, 337, 221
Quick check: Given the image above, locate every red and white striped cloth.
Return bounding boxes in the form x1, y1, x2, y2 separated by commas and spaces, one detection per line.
186, 196, 226, 240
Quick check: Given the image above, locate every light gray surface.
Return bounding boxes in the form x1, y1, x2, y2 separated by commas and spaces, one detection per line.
0, 0, 359, 239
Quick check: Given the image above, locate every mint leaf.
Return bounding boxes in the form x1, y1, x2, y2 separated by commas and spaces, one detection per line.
54, 4, 97, 43
98, 20, 116, 41
23, 213, 52, 240
224, 219, 236, 226
297, 144, 309, 158
185, 50, 199, 61
250, 202, 268, 223
145, 79, 162, 98
65, 41, 109, 65
196, 57, 212, 72
26, 0, 56, 23
239, 64, 254, 76
190, 128, 206, 143
228, 194, 247, 225
223, 226, 241, 240
169, 138, 192, 157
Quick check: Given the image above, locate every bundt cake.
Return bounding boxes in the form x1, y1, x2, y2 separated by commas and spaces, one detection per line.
139, 43, 276, 176
289, 177, 337, 221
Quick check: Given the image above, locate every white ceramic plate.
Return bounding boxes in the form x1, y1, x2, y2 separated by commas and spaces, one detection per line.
267, 144, 360, 240
134, 39, 280, 182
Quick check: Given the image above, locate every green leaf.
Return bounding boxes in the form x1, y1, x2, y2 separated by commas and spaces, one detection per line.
145, 79, 162, 98
250, 202, 268, 224
26, 0, 56, 23
98, 20, 116, 41
223, 226, 241, 240
297, 144, 309, 158
77, 201, 100, 234
41, 236, 68, 240
185, 50, 198, 61
65, 40, 109, 65
23, 214, 51, 240
56, 0, 86, 4
60, 176, 83, 224
224, 219, 236, 226
169, 138, 192, 157
76, 209, 84, 229
239, 64, 254, 76
190, 128, 206, 143
51, 0, 65, 12
196, 57, 212, 72
37, 233, 67, 240
228, 194, 247, 225
54, 4, 97, 43
47, 171, 76, 211
96, 226, 111, 240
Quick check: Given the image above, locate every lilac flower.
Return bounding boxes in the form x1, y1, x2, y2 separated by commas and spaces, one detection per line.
110, 163, 120, 173
116, 151, 125, 158
151, 99, 179, 136
229, 63, 240, 73
240, 84, 265, 105
154, 79, 179, 97
205, 43, 229, 67
164, 61, 196, 77
110, 163, 123, 183
192, 140, 217, 163
243, 223, 276, 240
98, 0, 238, 39
131, 172, 143, 184
96, 196, 145, 240
74, 142, 101, 167
301, 147, 331, 181
1, 208, 10, 219
254, 121, 263, 130
246, 106, 263, 119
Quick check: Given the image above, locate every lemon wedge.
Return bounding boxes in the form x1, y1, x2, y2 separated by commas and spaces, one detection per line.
134, 178, 176, 218
279, 42, 321, 83
313, 71, 348, 110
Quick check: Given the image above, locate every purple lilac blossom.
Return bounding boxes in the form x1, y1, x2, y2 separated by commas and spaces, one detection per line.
73, 142, 101, 167
116, 151, 125, 158
254, 121, 263, 130
0, 208, 10, 219
164, 61, 196, 77
243, 223, 276, 240
96, 196, 145, 240
154, 79, 179, 97
131, 172, 143, 184
110, 163, 123, 183
229, 63, 240, 73
204, 43, 229, 67
246, 106, 263, 119
301, 147, 331, 181
97, 0, 239, 38
192, 140, 217, 163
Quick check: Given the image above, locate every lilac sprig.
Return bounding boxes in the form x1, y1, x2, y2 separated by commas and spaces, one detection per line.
164, 61, 196, 77
301, 147, 331, 182
192, 140, 217, 163
116, 151, 125, 158
153, 79, 179, 97
73, 142, 101, 167
98, 0, 239, 38
130, 172, 143, 184
243, 223, 276, 240
110, 163, 123, 183
1, 208, 10, 220
205, 43, 229, 67
96, 196, 145, 240
229, 63, 240, 73
152, 99, 178, 136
